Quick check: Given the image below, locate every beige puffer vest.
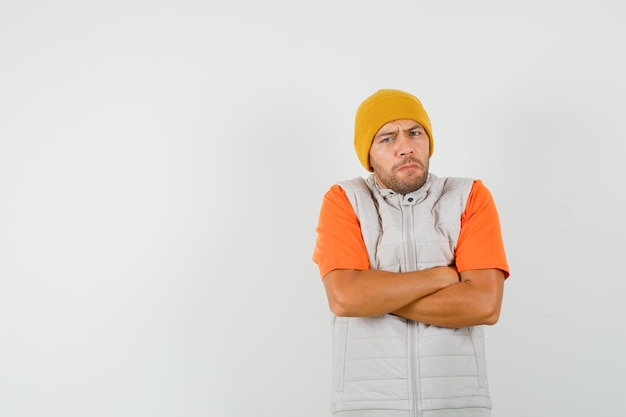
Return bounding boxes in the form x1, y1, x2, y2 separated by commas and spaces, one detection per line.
330, 174, 492, 417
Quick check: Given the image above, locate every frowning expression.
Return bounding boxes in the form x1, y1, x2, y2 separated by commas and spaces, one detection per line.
368, 119, 430, 194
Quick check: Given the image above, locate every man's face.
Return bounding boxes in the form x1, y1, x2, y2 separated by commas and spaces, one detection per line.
368, 119, 430, 194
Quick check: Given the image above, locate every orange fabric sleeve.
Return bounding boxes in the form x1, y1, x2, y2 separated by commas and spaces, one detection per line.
456, 180, 510, 278
312, 180, 509, 279
312, 185, 370, 278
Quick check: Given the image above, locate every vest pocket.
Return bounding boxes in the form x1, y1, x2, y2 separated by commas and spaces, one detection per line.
418, 324, 491, 403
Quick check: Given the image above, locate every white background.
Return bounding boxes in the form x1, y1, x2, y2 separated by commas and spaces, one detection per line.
1, 1, 625, 416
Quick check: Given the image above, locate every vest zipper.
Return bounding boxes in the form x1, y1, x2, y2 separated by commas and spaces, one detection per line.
402, 198, 417, 274
402, 200, 421, 417
410, 320, 420, 417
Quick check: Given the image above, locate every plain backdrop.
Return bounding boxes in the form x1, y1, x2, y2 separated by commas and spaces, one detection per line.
1, 1, 625, 416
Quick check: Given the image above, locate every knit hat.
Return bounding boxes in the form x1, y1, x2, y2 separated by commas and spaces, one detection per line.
354, 89, 434, 172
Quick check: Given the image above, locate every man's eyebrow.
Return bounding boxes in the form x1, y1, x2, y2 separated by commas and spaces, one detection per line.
375, 124, 424, 138
404, 124, 423, 132
374, 128, 398, 138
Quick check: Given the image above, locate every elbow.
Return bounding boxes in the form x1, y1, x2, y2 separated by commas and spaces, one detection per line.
327, 295, 357, 317
323, 270, 381, 317
323, 272, 363, 317
460, 269, 505, 326
327, 287, 372, 317
483, 312, 500, 326
481, 302, 501, 325
329, 303, 348, 317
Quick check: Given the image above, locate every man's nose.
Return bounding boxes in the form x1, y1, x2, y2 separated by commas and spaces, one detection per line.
397, 134, 414, 156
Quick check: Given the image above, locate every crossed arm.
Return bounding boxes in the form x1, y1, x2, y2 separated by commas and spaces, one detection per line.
322, 266, 504, 328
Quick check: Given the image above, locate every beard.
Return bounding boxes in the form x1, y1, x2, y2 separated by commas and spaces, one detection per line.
371, 157, 429, 195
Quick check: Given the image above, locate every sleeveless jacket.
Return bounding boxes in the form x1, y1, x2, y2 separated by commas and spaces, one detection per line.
331, 174, 492, 417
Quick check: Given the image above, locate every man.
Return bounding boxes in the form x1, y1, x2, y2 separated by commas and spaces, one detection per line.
312, 89, 509, 417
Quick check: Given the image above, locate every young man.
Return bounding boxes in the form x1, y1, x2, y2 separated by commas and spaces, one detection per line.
313, 89, 509, 417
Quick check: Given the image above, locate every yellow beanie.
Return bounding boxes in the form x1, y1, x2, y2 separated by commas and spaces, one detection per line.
354, 89, 434, 172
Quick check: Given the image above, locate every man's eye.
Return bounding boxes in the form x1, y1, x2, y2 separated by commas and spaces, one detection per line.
410, 130, 420, 136
381, 137, 393, 143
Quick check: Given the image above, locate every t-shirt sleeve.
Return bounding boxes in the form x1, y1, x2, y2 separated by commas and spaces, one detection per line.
456, 180, 510, 278
312, 184, 370, 278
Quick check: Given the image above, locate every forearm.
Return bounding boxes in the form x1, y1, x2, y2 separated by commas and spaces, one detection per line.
323, 266, 459, 317
392, 269, 505, 328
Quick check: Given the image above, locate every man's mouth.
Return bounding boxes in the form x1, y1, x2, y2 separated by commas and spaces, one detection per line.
395, 160, 422, 172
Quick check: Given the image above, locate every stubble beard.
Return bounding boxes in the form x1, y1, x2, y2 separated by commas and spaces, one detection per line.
371, 157, 429, 195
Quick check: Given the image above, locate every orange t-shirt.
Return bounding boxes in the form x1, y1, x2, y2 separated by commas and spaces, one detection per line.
312, 179, 509, 278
